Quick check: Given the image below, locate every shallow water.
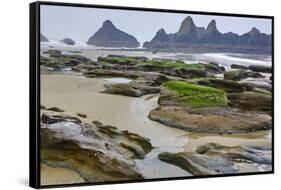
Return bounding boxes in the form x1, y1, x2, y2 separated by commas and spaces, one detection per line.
103, 77, 132, 84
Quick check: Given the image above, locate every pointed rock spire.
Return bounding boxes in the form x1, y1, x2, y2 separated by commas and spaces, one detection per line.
151, 28, 169, 42
206, 19, 219, 33
248, 27, 261, 35
177, 16, 196, 35
102, 20, 115, 28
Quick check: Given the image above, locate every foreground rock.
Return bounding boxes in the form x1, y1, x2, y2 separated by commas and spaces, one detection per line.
87, 20, 140, 48
159, 143, 271, 175
41, 111, 153, 182
149, 81, 271, 134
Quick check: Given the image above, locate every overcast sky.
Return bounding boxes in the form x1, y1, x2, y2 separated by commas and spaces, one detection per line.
40, 5, 272, 44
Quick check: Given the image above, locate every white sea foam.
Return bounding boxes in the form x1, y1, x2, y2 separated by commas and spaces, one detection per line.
40, 40, 143, 51
104, 77, 132, 84
201, 53, 271, 67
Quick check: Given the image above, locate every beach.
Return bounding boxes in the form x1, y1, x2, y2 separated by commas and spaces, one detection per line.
40, 49, 272, 183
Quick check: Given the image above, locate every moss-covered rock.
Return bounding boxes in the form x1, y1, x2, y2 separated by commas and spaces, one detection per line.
160, 81, 227, 108
149, 106, 271, 134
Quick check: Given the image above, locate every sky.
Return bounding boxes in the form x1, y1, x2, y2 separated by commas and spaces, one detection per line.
40, 5, 272, 44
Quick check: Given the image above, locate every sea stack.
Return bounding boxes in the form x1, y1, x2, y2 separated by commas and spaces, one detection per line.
60, 38, 75, 45
143, 16, 272, 54
143, 28, 169, 48
40, 33, 49, 42
87, 20, 140, 48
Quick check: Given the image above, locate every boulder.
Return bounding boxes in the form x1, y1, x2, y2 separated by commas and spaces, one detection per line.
231, 64, 248, 70
103, 83, 160, 97
197, 79, 250, 93
46, 107, 65, 112
227, 92, 272, 113
249, 65, 271, 73
60, 38, 75, 45
149, 106, 271, 134
104, 83, 142, 97
158, 143, 271, 175
173, 68, 207, 78
77, 112, 87, 118
41, 112, 81, 124
224, 70, 264, 81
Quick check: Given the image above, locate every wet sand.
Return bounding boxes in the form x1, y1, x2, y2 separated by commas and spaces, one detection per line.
41, 164, 85, 186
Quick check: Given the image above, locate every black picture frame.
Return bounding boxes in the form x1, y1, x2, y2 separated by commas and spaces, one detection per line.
29, 1, 274, 189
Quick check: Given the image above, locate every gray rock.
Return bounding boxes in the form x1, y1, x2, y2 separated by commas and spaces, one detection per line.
249, 65, 272, 73
159, 143, 272, 175
60, 38, 75, 45
41, 111, 153, 182
87, 20, 140, 48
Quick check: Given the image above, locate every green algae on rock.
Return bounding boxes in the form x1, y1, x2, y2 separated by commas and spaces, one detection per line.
161, 81, 227, 108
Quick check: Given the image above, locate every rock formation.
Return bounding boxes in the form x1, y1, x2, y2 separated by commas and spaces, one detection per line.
60, 38, 75, 45
87, 20, 140, 48
143, 16, 272, 54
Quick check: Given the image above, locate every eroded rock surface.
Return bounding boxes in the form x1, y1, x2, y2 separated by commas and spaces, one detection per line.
41, 110, 153, 182
159, 143, 272, 175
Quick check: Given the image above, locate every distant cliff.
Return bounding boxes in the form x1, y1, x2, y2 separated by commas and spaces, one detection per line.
143, 16, 272, 54
87, 20, 140, 48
